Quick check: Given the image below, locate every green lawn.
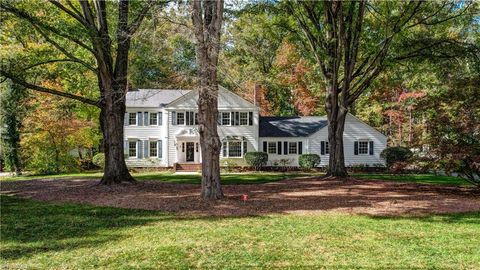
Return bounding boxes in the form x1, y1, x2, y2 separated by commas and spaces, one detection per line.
0, 170, 468, 186
1, 195, 479, 269
353, 173, 469, 185
0, 171, 314, 184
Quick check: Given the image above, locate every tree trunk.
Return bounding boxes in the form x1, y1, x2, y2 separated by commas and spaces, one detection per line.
99, 105, 135, 184
192, 0, 225, 199
198, 87, 223, 199
326, 106, 348, 177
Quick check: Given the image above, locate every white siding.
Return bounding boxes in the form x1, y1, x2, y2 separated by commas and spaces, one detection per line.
309, 114, 387, 166
258, 138, 307, 166
124, 108, 168, 167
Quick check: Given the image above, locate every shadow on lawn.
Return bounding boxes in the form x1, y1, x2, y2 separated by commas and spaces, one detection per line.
0, 196, 164, 260
2, 194, 479, 262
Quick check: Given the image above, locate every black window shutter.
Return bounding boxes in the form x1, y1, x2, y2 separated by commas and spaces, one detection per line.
158, 112, 163, 126
369, 141, 374, 155
172, 112, 177, 125
217, 112, 222, 125
249, 112, 253, 125
277, 141, 282, 155
230, 112, 234, 125
282, 141, 286, 155
354, 141, 359, 155
321, 141, 325, 155
263, 141, 267, 152
298, 142, 303, 154
137, 112, 143, 126
144, 112, 149, 126
243, 141, 247, 154
235, 112, 240, 125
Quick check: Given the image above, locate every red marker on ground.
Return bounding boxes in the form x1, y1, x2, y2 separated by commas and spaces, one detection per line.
241, 194, 248, 201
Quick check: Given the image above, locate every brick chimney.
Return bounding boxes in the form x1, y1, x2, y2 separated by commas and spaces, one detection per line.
254, 84, 261, 107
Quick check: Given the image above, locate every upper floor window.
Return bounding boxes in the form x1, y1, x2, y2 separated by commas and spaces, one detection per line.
149, 113, 158, 125
358, 141, 369, 155
240, 112, 248, 125
186, 111, 195, 126
176, 112, 185, 125
128, 113, 137, 125
325, 141, 329, 154
221, 112, 231, 126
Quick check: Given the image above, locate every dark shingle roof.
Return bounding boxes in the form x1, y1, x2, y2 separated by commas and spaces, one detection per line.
259, 116, 328, 137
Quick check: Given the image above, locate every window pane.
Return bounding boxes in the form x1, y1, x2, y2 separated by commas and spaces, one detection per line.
325, 142, 329, 154
268, 142, 277, 154
288, 142, 297, 154
222, 112, 230, 125
149, 141, 157, 157
222, 141, 227, 157
128, 141, 137, 157
149, 113, 157, 125
186, 111, 195, 125
177, 112, 185, 125
229, 141, 242, 157
128, 113, 137, 125
359, 141, 368, 154
240, 112, 248, 125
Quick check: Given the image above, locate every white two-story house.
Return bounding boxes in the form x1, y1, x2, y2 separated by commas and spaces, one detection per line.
124, 86, 387, 169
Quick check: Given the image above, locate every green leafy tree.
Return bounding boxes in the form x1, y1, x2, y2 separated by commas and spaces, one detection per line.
0, 81, 27, 175
0, 0, 155, 184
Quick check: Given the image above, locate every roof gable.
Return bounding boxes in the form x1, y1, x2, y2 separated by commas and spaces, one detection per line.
166, 86, 257, 109
126, 89, 191, 108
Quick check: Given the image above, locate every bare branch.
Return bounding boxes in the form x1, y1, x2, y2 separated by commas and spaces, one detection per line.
128, 1, 155, 35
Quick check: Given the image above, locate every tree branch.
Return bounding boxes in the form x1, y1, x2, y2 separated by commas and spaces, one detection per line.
1, 70, 100, 107
128, 1, 155, 35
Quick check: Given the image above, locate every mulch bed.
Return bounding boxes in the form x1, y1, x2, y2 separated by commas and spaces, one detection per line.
1, 177, 479, 217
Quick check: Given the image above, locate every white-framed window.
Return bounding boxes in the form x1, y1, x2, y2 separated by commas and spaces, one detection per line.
186, 111, 195, 125
325, 141, 329, 154
239, 112, 248, 125
149, 141, 157, 157
149, 113, 158, 125
222, 139, 246, 158
288, 142, 298, 154
128, 141, 137, 158
128, 113, 137, 125
358, 141, 369, 155
221, 112, 231, 126
268, 142, 277, 154
176, 112, 185, 125
228, 141, 242, 157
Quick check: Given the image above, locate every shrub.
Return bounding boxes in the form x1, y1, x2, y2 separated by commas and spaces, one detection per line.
244, 152, 268, 170
380, 147, 413, 169
92, 153, 105, 169
221, 159, 239, 173
298, 154, 321, 169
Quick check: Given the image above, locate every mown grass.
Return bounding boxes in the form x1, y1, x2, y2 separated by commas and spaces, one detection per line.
1, 195, 479, 269
1, 170, 468, 186
0, 171, 312, 185
353, 173, 468, 185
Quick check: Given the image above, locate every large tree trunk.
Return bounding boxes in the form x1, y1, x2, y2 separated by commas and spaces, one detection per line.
326, 102, 348, 177
192, 0, 225, 199
99, 104, 135, 184
198, 86, 223, 199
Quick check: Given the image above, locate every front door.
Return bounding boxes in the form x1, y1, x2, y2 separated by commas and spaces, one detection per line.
186, 142, 195, 162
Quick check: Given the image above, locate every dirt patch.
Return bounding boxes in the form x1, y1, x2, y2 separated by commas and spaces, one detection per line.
1, 177, 479, 217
